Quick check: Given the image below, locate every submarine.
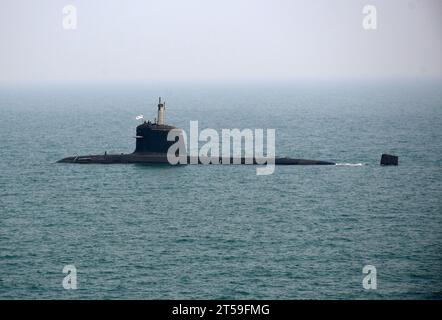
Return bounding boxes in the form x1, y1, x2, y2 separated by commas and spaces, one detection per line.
57, 98, 335, 166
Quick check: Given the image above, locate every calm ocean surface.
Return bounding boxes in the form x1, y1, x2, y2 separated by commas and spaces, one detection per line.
0, 81, 441, 299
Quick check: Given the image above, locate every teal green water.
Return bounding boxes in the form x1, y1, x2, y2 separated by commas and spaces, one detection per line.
0, 81, 441, 299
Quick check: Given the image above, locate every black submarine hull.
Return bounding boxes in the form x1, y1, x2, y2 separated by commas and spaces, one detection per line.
57, 153, 335, 165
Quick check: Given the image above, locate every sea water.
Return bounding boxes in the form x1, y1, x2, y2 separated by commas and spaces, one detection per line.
0, 80, 441, 299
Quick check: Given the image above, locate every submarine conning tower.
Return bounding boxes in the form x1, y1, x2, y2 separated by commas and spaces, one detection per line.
134, 97, 182, 154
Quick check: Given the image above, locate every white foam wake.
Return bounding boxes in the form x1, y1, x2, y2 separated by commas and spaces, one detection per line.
335, 163, 365, 166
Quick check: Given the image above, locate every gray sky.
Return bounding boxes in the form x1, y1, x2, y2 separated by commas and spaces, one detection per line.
0, 0, 441, 84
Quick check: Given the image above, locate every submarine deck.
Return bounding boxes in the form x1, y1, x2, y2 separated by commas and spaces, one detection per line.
57, 153, 335, 165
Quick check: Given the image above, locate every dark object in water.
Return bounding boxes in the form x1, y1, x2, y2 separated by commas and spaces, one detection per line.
57, 98, 335, 166
380, 154, 398, 166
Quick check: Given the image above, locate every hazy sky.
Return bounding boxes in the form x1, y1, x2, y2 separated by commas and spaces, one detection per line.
0, 0, 441, 84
